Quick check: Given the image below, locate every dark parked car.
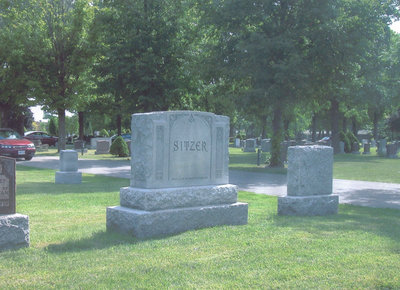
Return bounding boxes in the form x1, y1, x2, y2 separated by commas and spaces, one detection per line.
0, 128, 36, 160
24, 131, 58, 147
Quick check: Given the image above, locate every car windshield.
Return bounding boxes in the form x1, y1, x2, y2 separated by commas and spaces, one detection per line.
0, 130, 22, 140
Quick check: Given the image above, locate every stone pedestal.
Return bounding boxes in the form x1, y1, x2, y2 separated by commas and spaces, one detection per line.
0, 214, 29, 251
55, 150, 82, 184
278, 145, 338, 216
107, 111, 248, 238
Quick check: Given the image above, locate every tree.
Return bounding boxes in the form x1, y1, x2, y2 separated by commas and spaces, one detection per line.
94, 0, 186, 135
22, 0, 97, 151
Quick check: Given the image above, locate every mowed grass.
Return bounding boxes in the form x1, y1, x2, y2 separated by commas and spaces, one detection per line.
1, 166, 399, 288
229, 147, 400, 184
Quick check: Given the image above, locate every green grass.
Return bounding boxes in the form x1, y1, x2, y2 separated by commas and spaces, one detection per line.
1, 166, 400, 288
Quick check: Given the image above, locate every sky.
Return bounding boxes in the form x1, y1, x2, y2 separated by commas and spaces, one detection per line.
29, 22, 400, 122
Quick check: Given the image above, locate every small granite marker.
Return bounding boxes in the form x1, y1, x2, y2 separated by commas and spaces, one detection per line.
0, 157, 30, 251
55, 150, 82, 184
107, 111, 248, 238
278, 145, 339, 216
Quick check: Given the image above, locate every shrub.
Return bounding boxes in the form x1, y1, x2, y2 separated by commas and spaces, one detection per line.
110, 136, 129, 157
100, 129, 109, 137
339, 131, 351, 153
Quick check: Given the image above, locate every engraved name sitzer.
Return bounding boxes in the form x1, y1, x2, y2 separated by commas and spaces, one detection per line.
173, 141, 208, 152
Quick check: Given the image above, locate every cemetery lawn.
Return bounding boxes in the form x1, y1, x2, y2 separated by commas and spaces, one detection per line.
35, 147, 130, 161
229, 147, 400, 184
2, 166, 400, 289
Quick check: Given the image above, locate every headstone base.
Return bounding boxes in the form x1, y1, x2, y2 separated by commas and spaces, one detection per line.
0, 214, 29, 251
106, 202, 248, 239
278, 195, 339, 216
55, 171, 82, 184
120, 184, 238, 211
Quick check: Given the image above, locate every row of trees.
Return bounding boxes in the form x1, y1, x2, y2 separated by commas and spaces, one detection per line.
1, 0, 400, 166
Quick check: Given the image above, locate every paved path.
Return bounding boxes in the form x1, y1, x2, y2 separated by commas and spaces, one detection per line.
18, 156, 400, 210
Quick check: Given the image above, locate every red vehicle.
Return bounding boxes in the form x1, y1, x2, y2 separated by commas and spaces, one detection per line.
0, 128, 36, 160
24, 131, 58, 147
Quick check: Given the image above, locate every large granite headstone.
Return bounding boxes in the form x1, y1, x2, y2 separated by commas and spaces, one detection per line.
278, 146, 338, 216
55, 150, 82, 184
0, 157, 29, 251
107, 111, 248, 238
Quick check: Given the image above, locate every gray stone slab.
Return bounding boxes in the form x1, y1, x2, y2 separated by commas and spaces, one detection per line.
106, 202, 248, 239
0, 157, 16, 215
120, 184, 238, 211
55, 171, 82, 184
278, 195, 339, 216
287, 145, 333, 196
0, 213, 29, 251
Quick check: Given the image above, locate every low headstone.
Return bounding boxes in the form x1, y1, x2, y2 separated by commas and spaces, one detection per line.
74, 140, 84, 150
90, 137, 111, 149
386, 144, 398, 159
261, 139, 271, 152
371, 140, 376, 148
95, 140, 110, 155
55, 150, 82, 184
363, 143, 371, 155
107, 111, 248, 239
351, 142, 360, 154
339, 141, 345, 154
278, 146, 338, 216
0, 157, 29, 251
242, 139, 256, 152
378, 139, 387, 157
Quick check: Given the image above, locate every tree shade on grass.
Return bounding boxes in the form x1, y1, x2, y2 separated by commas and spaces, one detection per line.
1, 165, 399, 288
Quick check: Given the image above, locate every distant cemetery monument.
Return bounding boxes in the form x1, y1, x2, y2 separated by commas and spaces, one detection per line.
107, 111, 248, 238
278, 145, 339, 216
0, 157, 30, 251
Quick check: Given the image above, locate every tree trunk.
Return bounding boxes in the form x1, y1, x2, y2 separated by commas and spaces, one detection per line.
330, 99, 340, 154
284, 119, 290, 140
311, 114, 317, 142
342, 116, 347, 132
57, 108, 66, 152
117, 114, 122, 136
373, 111, 379, 141
270, 105, 283, 167
261, 115, 267, 139
351, 117, 357, 136
78, 111, 84, 140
